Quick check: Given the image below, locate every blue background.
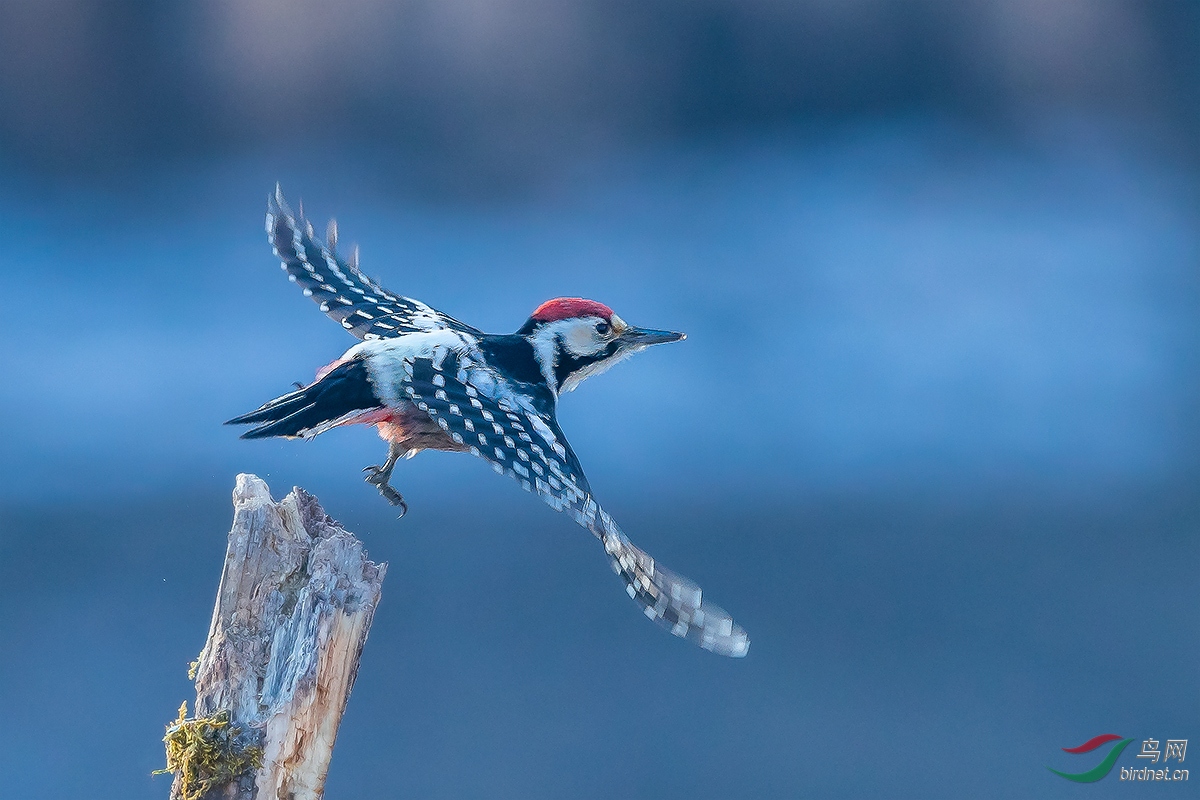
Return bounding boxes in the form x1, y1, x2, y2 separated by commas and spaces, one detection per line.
0, 2, 1197, 797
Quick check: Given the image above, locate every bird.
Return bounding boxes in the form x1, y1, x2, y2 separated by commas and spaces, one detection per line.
226, 187, 749, 657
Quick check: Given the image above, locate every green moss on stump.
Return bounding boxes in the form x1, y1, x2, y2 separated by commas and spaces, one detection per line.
155, 702, 263, 800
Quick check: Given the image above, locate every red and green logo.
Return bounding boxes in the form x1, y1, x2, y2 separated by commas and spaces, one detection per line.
1048, 734, 1134, 782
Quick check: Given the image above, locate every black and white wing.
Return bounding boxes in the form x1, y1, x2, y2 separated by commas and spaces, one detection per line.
266, 187, 481, 340
402, 348, 750, 657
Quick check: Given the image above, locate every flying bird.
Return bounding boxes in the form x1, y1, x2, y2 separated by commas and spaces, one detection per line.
227, 188, 749, 657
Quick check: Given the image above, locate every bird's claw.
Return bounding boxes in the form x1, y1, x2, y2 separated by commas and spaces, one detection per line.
363, 465, 407, 516
381, 488, 408, 517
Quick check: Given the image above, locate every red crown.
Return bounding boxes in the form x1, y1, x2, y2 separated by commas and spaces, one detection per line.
530, 297, 614, 323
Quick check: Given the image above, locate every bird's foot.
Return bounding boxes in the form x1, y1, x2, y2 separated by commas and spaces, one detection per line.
363, 464, 408, 517
378, 486, 408, 516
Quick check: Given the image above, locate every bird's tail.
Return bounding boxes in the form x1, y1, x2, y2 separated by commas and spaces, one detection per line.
226, 358, 383, 440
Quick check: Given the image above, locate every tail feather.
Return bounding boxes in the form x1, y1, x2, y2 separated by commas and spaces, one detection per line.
237, 403, 321, 440
225, 387, 309, 426
226, 359, 382, 439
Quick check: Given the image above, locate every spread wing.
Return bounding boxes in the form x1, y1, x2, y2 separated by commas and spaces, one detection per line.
402, 348, 750, 657
266, 187, 481, 340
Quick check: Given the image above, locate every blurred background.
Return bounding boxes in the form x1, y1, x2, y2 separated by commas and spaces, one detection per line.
1, 1, 1197, 797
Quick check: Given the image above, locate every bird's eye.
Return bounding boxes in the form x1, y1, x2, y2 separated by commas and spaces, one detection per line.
595, 321, 611, 335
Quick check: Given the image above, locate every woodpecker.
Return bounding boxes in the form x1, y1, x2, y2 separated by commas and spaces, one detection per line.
227, 188, 749, 657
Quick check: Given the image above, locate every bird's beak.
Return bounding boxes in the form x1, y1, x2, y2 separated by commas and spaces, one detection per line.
619, 326, 687, 346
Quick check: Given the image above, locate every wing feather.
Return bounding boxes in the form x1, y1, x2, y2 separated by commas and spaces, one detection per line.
266, 187, 481, 340
402, 348, 749, 657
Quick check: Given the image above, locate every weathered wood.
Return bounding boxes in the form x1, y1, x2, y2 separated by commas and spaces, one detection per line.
168, 474, 386, 800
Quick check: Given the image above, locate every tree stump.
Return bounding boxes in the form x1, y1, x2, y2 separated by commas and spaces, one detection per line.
161, 474, 386, 800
